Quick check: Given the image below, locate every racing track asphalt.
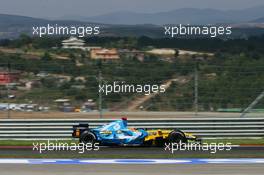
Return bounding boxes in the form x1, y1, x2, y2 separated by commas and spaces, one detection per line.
0, 164, 263, 175
0, 147, 264, 175
0, 146, 264, 158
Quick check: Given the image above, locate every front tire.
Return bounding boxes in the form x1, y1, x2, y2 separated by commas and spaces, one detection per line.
167, 130, 187, 144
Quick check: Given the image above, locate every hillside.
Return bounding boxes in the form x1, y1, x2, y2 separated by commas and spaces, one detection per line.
1, 13, 264, 39
251, 17, 264, 23
0, 14, 105, 39
0, 35, 264, 112
82, 6, 264, 25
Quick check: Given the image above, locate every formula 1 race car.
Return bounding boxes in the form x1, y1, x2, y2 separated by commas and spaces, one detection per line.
72, 118, 200, 146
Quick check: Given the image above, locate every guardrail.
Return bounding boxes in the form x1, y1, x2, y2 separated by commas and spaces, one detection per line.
0, 118, 264, 140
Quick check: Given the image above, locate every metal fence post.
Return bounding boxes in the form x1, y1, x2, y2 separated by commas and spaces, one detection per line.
194, 62, 199, 116
7, 62, 11, 119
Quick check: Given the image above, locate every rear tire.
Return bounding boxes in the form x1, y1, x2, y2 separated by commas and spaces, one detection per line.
79, 131, 97, 145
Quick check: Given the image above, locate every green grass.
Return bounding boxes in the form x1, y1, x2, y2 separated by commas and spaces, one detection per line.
0, 139, 78, 146
204, 139, 264, 145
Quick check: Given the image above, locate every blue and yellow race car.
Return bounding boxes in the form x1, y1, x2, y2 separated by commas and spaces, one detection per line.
72, 118, 200, 146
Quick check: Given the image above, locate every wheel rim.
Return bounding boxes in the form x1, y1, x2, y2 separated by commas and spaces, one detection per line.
83, 134, 95, 143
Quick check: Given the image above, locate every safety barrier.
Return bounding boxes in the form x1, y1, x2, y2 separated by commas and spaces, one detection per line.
0, 118, 263, 140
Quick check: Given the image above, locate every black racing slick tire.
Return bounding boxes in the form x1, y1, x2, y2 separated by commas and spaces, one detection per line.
79, 131, 97, 145
167, 130, 187, 144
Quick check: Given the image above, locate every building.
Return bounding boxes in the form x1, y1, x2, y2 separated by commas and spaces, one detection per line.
62, 37, 101, 51
90, 48, 120, 60
146, 49, 176, 55
62, 37, 86, 50
0, 71, 20, 85
25, 80, 41, 90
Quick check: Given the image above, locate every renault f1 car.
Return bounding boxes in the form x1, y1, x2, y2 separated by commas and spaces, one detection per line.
72, 118, 200, 146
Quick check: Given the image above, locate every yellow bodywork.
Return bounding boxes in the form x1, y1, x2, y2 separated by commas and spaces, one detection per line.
144, 129, 196, 142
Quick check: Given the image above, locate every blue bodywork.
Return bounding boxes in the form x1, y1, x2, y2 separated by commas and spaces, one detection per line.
91, 119, 148, 145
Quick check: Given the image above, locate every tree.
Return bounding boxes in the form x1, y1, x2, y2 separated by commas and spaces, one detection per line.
41, 52, 52, 61
175, 50, 180, 58
69, 53, 76, 63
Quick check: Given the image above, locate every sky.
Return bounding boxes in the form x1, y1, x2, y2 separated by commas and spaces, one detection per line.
0, 0, 264, 18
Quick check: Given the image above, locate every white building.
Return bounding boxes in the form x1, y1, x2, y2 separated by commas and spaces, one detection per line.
62, 37, 101, 51
62, 37, 86, 50
146, 49, 176, 55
